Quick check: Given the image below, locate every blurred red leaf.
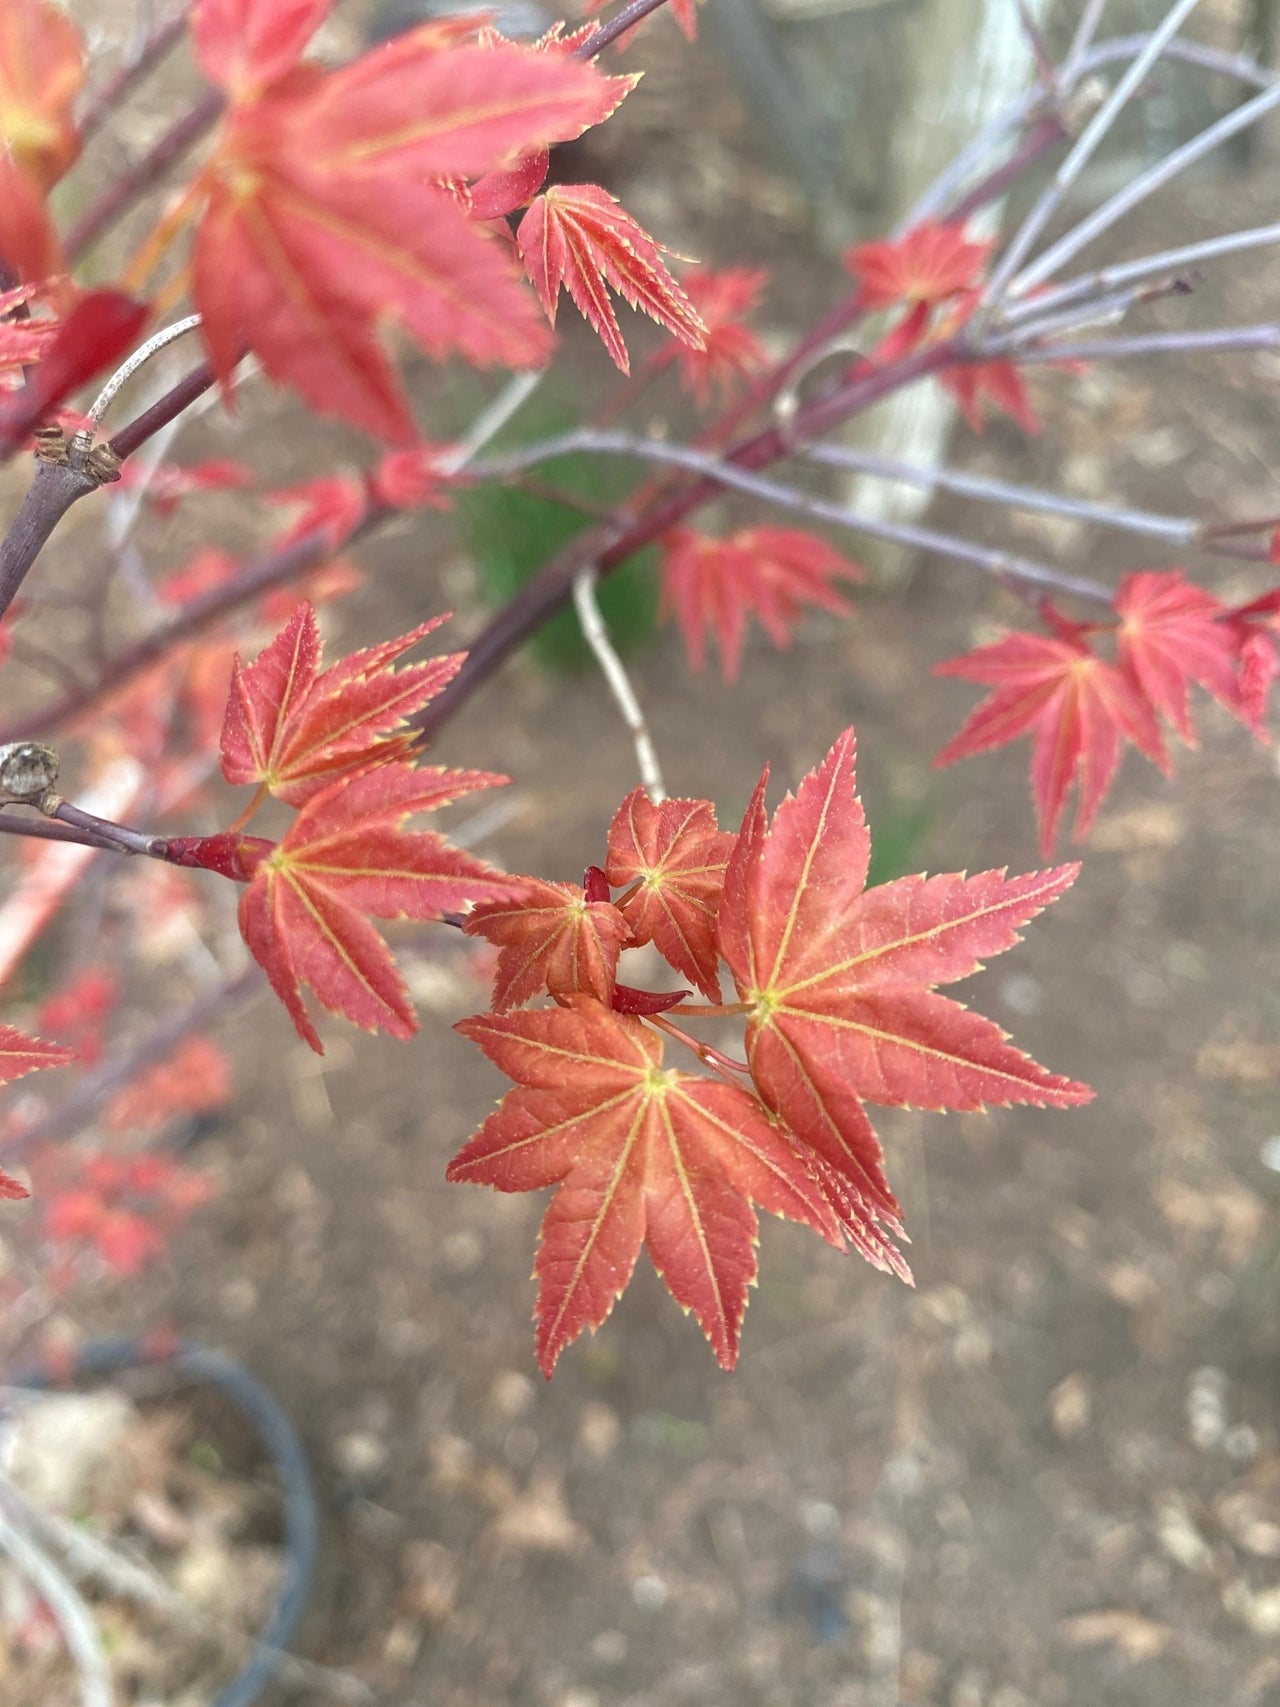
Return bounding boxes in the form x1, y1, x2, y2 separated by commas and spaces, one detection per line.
935, 623, 1169, 854
661, 526, 863, 681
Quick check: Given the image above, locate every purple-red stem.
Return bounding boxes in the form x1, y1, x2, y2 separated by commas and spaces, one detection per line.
76, 10, 190, 146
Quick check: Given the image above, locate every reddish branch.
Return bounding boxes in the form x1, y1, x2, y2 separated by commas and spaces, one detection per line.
65, 90, 223, 264
75, 10, 190, 146
578, 0, 677, 57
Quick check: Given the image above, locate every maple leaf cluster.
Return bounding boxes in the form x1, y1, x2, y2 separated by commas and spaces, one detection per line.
936, 569, 1280, 854
450, 728, 1089, 1375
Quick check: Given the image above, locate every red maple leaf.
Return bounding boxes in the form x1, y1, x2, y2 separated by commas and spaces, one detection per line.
448, 997, 841, 1374
942, 355, 1040, 434
517, 183, 706, 375
0, 0, 84, 188
661, 526, 864, 681
121, 457, 254, 518
171, 762, 516, 1050
369, 442, 457, 512
220, 601, 465, 806
42, 1151, 214, 1275
464, 873, 631, 1011
844, 221, 991, 312
651, 265, 770, 406
0, 1024, 75, 1200
934, 624, 1169, 854
719, 730, 1090, 1252
105, 1035, 231, 1135
190, 5, 630, 436
266, 474, 368, 551
1114, 570, 1243, 744
36, 968, 118, 1066
604, 788, 736, 1001
0, 1023, 74, 1087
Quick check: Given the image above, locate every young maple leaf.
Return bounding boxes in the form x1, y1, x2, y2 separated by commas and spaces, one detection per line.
266, 474, 368, 551
604, 788, 736, 1001
221, 601, 465, 806
0, 1023, 74, 1087
0, 1024, 75, 1200
661, 526, 864, 681
719, 729, 1090, 1246
448, 997, 842, 1375
651, 265, 771, 406
517, 184, 706, 375
190, 4, 631, 436
170, 762, 516, 1050
934, 625, 1170, 855
464, 873, 631, 1012
844, 221, 991, 312
1114, 570, 1243, 745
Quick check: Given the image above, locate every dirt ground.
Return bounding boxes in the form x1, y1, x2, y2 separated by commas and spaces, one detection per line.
9, 11, 1280, 1707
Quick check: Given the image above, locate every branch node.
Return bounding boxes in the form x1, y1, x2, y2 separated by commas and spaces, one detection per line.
0, 742, 59, 804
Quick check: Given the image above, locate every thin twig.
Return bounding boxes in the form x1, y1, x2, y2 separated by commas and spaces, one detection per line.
983, 0, 1205, 307
46, 799, 168, 859
0, 813, 117, 852
801, 443, 1197, 545
983, 323, 1280, 362
572, 566, 666, 802
996, 221, 1280, 329
1011, 78, 1280, 296
84, 315, 203, 435
1061, 0, 1112, 92
64, 90, 223, 265
466, 427, 1115, 601
577, 0, 674, 57
75, 9, 188, 145
0, 1506, 113, 1707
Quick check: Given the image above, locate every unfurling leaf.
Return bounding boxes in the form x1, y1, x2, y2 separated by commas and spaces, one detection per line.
517, 183, 706, 375
465, 877, 631, 1012
449, 998, 841, 1375
604, 788, 735, 1000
